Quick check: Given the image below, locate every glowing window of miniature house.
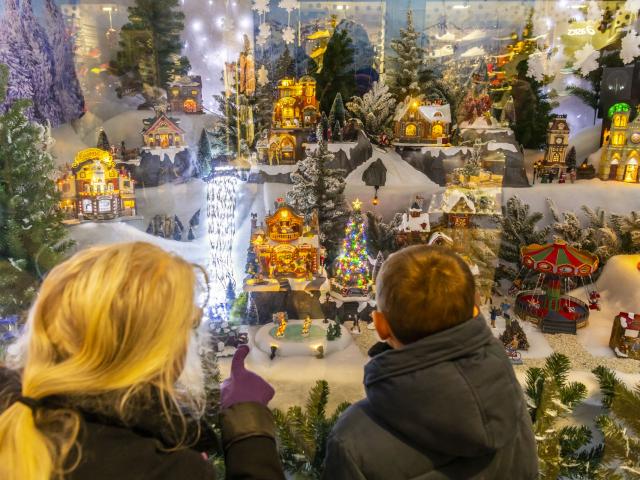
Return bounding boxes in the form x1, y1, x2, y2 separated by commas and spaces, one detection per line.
432, 124, 443, 137
624, 158, 638, 183
183, 99, 197, 112
405, 124, 417, 136
613, 114, 628, 128
613, 133, 626, 146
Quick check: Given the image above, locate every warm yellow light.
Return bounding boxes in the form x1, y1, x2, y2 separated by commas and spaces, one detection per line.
412, 101, 419, 108
352, 198, 362, 211
280, 210, 289, 219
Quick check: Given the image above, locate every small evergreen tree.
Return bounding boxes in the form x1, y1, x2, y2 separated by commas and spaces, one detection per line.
252, 82, 274, 142
272, 380, 350, 476
365, 211, 400, 257
197, 128, 213, 177
313, 29, 356, 115
511, 59, 555, 149
246, 294, 259, 325
493, 196, 550, 267
0, 64, 72, 316
287, 126, 348, 260
225, 278, 236, 313
274, 45, 296, 81
387, 10, 424, 102
320, 112, 330, 140
346, 80, 397, 143
210, 72, 252, 159
328, 93, 346, 132
565, 146, 577, 171
526, 354, 603, 478
97, 128, 110, 151
611, 211, 640, 253
499, 319, 530, 350
592, 366, 640, 477
229, 292, 248, 324
110, 0, 190, 96
333, 201, 370, 295
333, 120, 342, 142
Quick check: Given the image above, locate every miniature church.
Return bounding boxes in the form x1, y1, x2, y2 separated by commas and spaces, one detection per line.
393, 97, 452, 145
599, 104, 640, 183
57, 148, 137, 220
542, 114, 570, 169
395, 197, 431, 247
246, 201, 321, 281
167, 75, 203, 114
256, 77, 319, 165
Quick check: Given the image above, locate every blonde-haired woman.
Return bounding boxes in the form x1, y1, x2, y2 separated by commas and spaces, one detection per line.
0, 242, 284, 480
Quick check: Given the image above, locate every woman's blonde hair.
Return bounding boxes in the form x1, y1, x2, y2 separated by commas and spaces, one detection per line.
0, 242, 202, 480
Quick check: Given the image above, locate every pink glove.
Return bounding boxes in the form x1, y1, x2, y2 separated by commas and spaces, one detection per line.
220, 345, 275, 410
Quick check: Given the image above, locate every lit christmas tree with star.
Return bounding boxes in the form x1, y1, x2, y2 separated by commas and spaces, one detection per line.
332, 199, 371, 297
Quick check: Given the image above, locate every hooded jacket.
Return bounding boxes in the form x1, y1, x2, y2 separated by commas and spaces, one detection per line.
322, 316, 538, 480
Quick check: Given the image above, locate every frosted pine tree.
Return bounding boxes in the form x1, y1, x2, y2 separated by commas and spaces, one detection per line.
611, 211, 640, 252
97, 128, 111, 151
44, 0, 85, 123
0, 64, 72, 316
20, 0, 63, 126
328, 93, 346, 133
287, 125, 348, 260
387, 10, 424, 102
346, 80, 396, 143
0, 0, 35, 118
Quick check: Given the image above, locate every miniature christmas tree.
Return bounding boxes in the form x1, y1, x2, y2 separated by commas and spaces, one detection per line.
333, 199, 371, 296
320, 112, 330, 140
333, 120, 342, 142
387, 10, 424, 102
346, 79, 396, 143
97, 128, 110, 151
197, 129, 213, 177
274, 45, 296, 81
110, 0, 190, 95
287, 125, 348, 260
328, 93, 346, 133
499, 319, 530, 350
225, 279, 236, 313
313, 29, 356, 115
0, 64, 72, 316
591, 366, 640, 476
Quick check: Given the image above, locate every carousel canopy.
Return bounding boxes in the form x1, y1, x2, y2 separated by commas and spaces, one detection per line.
520, 240, 599, 277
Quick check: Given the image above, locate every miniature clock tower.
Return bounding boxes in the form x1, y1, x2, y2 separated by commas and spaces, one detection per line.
543, 115, 570, 166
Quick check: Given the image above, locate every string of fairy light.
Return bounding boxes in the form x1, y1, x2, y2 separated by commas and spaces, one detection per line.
207, 167, 240, 315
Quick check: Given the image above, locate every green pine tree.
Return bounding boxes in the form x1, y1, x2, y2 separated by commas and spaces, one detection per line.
197, 128, 213, 177
565, 146, 577, 171
287, 126, 348, 260
274, 45, 296, 81
229, 292, 248, 324
110, 0, 190, 96
313, 29, 356, 115
272, 380, 350, 477
511, 59, 556, 149
328, 93, 346, 132
97, 128, 110, 151
526, 354, 603, 479
210, 74, 252, 159
592, 366, 640, 477
493, 196, 550, 268
252, 81, 274, 144
387, 10, 424, 102
0, 64, 72, 316
333, 202, 371, 294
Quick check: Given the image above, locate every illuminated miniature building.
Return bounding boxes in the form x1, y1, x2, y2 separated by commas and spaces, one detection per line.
248, 202, 321, 279
57, 148, 136, 220
610, 311, 640, 359
599, 104, 640, 183
167, 75, 203, 114
395, 197, 431, 247
393, 97, 452, 145
142, 112, 185, 150
543, 115, 570, 167
257, 77, 319, 165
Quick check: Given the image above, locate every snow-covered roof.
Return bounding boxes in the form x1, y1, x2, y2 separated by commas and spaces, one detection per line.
398, 212, 431, 233
394, 102, 452, 123
459, 115, 504, 130
459, 29, 486, 42
427, 231, 453, 246
418, 104, 452, 123
460, 46, 486, 58
168, 75, 202, 87
441, 190, 476, 213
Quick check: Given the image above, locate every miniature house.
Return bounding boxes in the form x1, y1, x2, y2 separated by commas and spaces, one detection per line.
393, 97, 452, 145
395, 197, 431, 247
248, 203, 320, 279
57, 148, 136, 220
609, 311, 640, 359
257, 77, 319, 165
542, 114, 570, 167
142, 112, 185, 150
599, 104, 640, 183
167, 76, 203, 114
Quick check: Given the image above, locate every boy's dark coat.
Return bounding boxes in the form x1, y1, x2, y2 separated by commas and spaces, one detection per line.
323, 316, 538, 479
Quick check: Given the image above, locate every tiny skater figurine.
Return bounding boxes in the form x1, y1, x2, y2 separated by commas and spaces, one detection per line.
489, 307, 501, 328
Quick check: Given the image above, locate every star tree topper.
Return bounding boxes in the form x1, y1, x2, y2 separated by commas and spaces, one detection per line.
352, 198, 363, 211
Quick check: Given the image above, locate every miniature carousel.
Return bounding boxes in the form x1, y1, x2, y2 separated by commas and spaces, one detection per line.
512, 240, 600, 334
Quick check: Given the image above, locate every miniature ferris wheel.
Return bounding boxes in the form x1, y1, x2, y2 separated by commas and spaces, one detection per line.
511, 240, 600, 334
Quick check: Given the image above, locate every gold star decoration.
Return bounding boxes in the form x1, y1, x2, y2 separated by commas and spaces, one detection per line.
352, 198, 362, 211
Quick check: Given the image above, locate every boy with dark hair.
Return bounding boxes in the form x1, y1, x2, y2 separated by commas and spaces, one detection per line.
323, 245, 538, 479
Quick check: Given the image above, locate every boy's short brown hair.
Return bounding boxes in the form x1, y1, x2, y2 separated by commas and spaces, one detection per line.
376, 245, 476, 344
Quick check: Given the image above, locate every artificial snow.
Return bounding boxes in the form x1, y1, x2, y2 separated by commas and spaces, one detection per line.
575, 255, 640, 358
487, 141, 518, 153
253, 320, 352, 357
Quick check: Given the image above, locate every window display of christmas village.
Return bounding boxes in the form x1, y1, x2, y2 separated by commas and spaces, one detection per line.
1, 0, 640, 476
